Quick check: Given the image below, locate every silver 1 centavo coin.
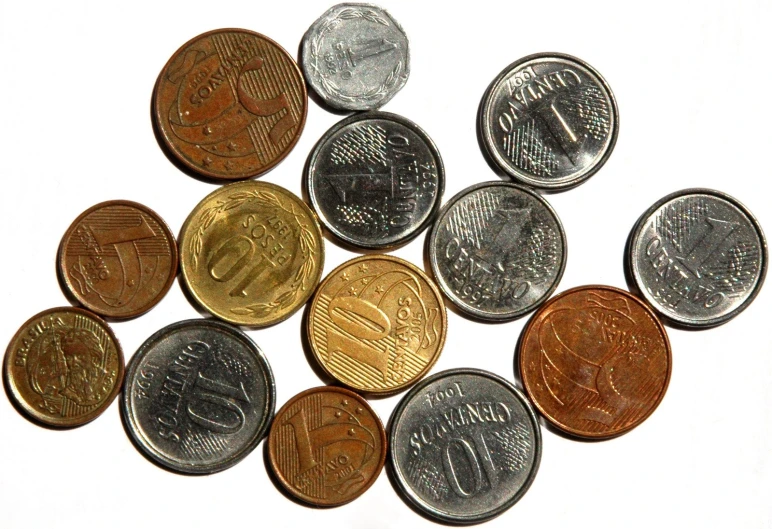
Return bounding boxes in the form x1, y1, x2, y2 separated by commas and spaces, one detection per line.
479, 53, 619, 191
122, 319, 276, 474
389, 369, 541, 524
428, 182, 566, 321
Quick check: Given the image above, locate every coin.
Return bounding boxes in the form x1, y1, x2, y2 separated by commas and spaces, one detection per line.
428, 181, 566, 321
57, 200, 178, 319
306, 112, 444, 249
179, 181, 324, 327
627, 188, 767, 328
519, 286, 671, 439
121, 319, 275, 473
4, 307, 124, 427
267, 386, 386, 506
388, 369, 541, 524
479, 53, 619, 191
301, 3, 409, 111
153, 29, 307, 180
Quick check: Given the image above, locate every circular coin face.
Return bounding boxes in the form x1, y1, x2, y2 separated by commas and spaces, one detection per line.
307, 255, 447, 393
519, 286, 671, 439
480, 53, 618, 191
4, 307, 124, 427
268, 386, 386, 506
179, 181, 324, 327
628, 189, 767, 328
58, 200, 178, 319
429, 182, 566, 321
389, 369, 541, 524
306, 111, 444, 249
121, 319, 275, 474
153, 29, 307, 180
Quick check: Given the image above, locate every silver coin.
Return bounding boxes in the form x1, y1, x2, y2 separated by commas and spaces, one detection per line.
428, 182, 566, 321
388, 369, 541, 524
479, 53, 619, 191
121, 319, 275, 474
301, 3, 409, 111
306, 111, 444, 249
627, 189, 767, 328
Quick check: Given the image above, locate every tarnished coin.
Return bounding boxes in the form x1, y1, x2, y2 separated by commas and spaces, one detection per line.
268, 386, 386, 506
179, 181, 324, 327
389, 369, 541, 524
153, 29, 307, 180
519, 286, 671, 439
307, 255, 446, 394
307, 112, 444, 249
122, 319, 275, 474
301, 3, 409, 111
57, 200, 178, 319
480, 53, 618, 191
4, 307, 124, 427
428, 182, 566, 321
627, 189, 767, 328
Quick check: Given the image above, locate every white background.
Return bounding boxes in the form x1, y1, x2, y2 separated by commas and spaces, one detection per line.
1, 1, 770, 527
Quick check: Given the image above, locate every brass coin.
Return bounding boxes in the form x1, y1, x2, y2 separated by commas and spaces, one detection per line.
4, 307, 124, 427
268, 386, 387, 506
308, 255, 447, 394
179, 181, 324, 327
153, 28, 307, 181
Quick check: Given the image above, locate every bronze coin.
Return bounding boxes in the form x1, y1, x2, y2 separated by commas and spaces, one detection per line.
58, 200, 178, 319
268, 386, 387, 506
153, 28, 308, 181
518, 285, 672, 439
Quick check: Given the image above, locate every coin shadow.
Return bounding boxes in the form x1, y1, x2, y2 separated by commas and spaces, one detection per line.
296, 41, 353, 117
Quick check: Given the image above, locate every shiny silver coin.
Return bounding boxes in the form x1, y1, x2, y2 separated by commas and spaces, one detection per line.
122, 319, 275, 474
307, 111, 444, 249
389, 369, 541, 524
428, 182, 566, 321
479, 53, 618, 191
301, 3, 409, 111
628, 189, 767, 328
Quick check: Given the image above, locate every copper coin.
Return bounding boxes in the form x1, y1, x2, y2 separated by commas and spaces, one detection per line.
268, 386, 387, 506
57, 200, 178, 319
518, 285, 671, 439
153, 29, 307, 181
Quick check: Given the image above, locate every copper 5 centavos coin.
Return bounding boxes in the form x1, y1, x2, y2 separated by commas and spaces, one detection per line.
428, 182, 566, 321
307, 255, 447, 394
480, 53, 618, 191
4, 307, 124, 427
122, 319, 275, 474
519, 286, 671, 439
627, 189, 767, 328
153, 29, 307, 181
57, 200, 178, 319
306, 111, 444, 249
389, 369, 541, 524
268, 386, 386, 506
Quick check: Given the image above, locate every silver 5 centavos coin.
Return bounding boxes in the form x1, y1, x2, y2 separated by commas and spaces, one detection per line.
428, 182, 566, 321
301, 3, 409, 111
389, 369, 541, 524
307, 111, 444, 249
122, 319, 276, 474
480, 53, 618, 191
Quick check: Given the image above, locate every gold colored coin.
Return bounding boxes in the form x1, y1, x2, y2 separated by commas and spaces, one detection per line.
307, 255, 447, 394
179, 181, 324, 327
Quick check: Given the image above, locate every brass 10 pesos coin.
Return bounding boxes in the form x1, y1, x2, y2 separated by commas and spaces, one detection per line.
308, 255, 446, 394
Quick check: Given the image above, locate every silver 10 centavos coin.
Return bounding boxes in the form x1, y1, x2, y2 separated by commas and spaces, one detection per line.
122, 319, 276, 473
389, 369, 541, 524
307, 111, 444, 249
301, 3, 409, 111
428, 182, 566, 321
480, 53, 619, 191
628, 189, 767, 328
